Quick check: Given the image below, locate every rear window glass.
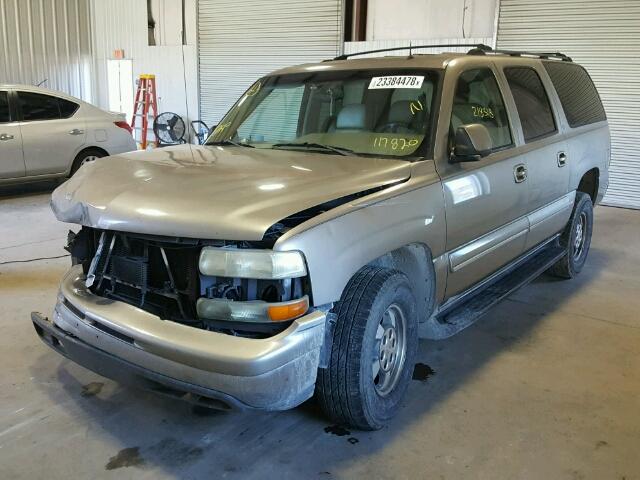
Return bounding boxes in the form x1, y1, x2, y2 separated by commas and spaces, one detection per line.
543, 62, 606, 128
504, 67, 556, 142
59, 98, 79, 118
0, 91, 9, 123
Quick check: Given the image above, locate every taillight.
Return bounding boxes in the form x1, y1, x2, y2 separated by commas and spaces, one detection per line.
114, 121, 133, 135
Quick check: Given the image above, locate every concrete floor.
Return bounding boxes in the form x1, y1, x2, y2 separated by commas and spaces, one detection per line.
1, 181, 639, 480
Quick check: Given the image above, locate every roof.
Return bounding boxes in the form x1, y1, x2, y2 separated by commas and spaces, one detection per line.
270, 53, 465, 76
270, 45, 573, 77
0, 83, 83, 103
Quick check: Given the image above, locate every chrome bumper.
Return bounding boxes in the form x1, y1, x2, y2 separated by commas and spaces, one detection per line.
32, 265, 326, 410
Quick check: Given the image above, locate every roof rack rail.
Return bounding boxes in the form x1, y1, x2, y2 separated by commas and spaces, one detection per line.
331, 43, 572, 62
332, 43, 492, 61
469, 47, 573, 62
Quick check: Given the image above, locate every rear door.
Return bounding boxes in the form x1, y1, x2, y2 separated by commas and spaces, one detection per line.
500, 64, 572, 249
0, 90, 25, 179
17, 91, 86, 176
437, 63, 530, 299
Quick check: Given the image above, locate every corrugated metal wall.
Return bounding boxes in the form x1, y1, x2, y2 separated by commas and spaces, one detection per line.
198, 0, 343, 126
496, 0, 640, 209
0, 0, 93, 101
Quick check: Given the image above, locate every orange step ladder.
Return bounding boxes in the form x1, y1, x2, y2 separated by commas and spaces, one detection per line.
130, 74, 158, 149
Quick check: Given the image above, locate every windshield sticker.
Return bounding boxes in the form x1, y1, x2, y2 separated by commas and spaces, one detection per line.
213, 121, 231, 135
373, 136, 420, 151
472, 106, 494, 119
369, 75, 424, 89
410, 100, 423, 115
246, 81, 262, 97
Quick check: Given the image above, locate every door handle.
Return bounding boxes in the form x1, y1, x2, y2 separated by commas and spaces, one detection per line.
0, 133, 15, 141
514, 164, 527, 183
68, 128, 84, 135
557, 151, 567, 167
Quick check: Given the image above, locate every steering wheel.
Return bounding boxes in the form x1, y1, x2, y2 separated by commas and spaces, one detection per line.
377, 122, 412, 134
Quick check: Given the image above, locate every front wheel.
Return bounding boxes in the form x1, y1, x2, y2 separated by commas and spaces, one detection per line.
316, 266, 418, 430
549, 192, 594, 279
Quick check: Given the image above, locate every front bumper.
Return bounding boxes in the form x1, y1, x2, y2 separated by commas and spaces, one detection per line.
32, 265, 326, 411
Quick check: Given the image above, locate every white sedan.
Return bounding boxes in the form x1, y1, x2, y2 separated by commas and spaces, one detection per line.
0, 84, 137, 185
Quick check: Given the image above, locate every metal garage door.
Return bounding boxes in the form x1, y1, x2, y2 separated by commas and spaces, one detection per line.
496, 0, 640, 209
197, 0, 343, 126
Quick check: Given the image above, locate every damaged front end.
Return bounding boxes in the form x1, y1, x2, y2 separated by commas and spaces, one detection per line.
33, 225, 328, 410
65, 227, 312, 337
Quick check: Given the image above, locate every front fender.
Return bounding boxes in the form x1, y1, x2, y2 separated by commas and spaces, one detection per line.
275, 162, 446, 306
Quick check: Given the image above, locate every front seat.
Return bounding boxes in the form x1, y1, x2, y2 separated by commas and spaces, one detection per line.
376, 100, 418, 134
334, 104, 367, 132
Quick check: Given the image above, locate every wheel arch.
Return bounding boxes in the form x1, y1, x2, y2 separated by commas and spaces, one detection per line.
69, 146, 110, 175
577, 167, 599, 204
367, 243, 437, 324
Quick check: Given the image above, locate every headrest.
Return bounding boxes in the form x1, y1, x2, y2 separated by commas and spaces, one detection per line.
336, 104, 366, 130
388, 100, 415, 125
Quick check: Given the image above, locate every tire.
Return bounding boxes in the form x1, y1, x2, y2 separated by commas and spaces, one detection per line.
316, 266, 418, 430
70, 148, 106, 176
549, 191, 593, 279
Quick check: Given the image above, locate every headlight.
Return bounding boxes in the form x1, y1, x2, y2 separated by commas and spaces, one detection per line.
199, 247, 307, 279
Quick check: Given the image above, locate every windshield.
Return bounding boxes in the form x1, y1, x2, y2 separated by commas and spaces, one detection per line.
206, 69, 440, 158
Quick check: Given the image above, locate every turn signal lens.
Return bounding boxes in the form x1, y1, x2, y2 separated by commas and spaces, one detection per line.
267, 297, 309, 322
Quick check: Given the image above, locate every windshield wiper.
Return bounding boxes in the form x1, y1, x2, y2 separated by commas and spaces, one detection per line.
206, 139, 255, 148
271, 142, 354, 156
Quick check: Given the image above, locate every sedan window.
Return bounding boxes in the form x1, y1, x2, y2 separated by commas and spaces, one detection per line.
18, 92, 61, 121
0, 91, 9, 123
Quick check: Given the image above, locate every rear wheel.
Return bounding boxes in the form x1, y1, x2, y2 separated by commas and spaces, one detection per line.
549, 192, 593, 279
70, 148, 106, 176
316, 266, 418, 430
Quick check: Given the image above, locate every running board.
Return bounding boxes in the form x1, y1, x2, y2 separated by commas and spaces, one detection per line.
422, 244, 567, 340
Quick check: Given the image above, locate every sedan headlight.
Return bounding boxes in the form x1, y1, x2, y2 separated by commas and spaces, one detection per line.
199, 247, 307, 279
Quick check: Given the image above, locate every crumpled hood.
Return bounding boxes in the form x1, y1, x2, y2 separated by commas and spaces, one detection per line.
51, 144, 411, 240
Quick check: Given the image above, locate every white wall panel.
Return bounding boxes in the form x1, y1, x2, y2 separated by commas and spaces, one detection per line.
90, 0, 198, 137
496, 0, 640, 209
366, 0, 497, 41
0, 0, 93, 101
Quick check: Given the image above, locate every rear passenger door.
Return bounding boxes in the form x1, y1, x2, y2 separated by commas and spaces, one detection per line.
17, 91, 86, 176
438, 65, 530, 298
501, 65, 572, 249
0, 90, 25, 178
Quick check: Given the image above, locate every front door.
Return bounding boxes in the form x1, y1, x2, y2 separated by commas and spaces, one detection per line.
17, 91, 86, 176
0, 90, 25, 179
436, 65, 530, 299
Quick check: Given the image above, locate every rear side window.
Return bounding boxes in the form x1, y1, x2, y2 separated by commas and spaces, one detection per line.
18, 92, 60, 121
59, 98, 79, 118
450, 68, 512, 150
0, 91, 9, 123
504, 68, 556, 142
543, 62, 606, 128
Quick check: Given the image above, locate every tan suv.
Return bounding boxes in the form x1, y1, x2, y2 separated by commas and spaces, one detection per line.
33, 44, 609, 430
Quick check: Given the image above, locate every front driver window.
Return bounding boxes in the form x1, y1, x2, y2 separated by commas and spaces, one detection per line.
450, 68, 512, 151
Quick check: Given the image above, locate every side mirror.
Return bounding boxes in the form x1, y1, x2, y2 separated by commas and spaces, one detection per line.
450, 124, 493, 163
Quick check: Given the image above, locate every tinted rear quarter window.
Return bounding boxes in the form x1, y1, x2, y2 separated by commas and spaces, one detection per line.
0, 91, 9, 123
18, 92, 61, 121
543, 62, 606, 128
504, 67, 556, 142
59, 98, 79, 118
